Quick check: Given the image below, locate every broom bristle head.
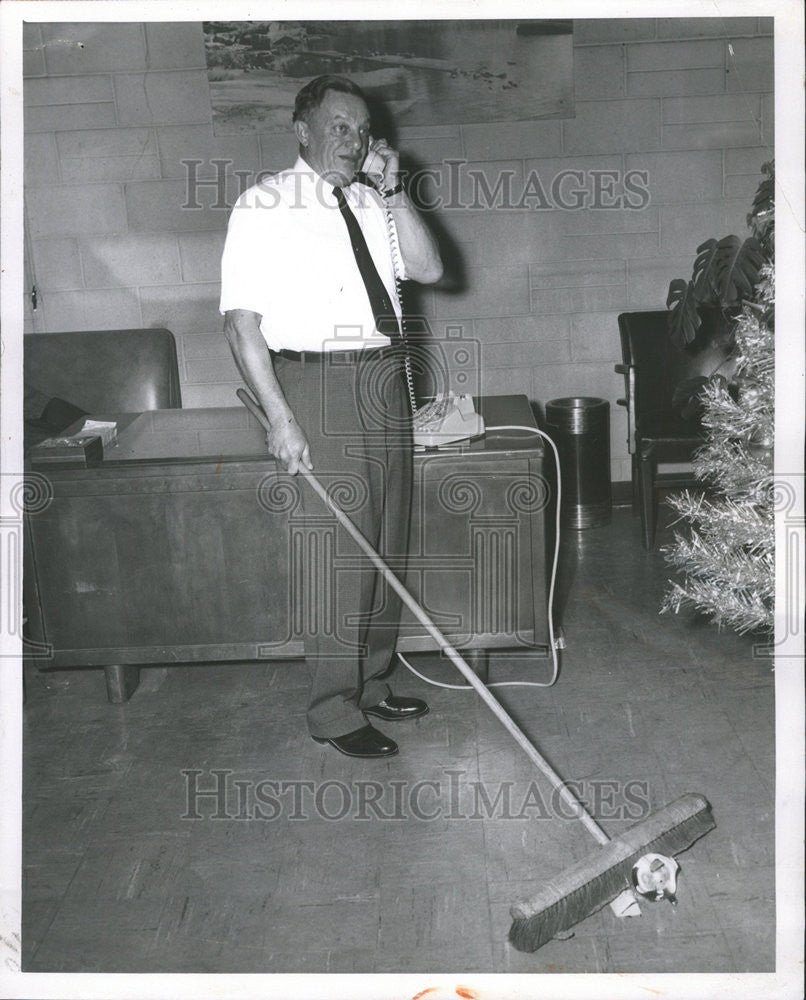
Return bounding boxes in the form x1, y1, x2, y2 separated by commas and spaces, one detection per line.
509, 792, 715, 953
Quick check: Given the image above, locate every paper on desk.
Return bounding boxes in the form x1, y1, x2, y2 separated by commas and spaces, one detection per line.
81, 419, 117, 446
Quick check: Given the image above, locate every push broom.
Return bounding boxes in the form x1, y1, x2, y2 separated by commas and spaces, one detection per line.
238, 387, 716, 953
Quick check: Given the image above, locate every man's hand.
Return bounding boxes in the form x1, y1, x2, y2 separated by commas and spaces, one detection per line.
368, 137, 400, 191
267, 417, 312, 476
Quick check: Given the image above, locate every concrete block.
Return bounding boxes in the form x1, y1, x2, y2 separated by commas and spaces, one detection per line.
627, 68, 726, 98
475, 314, 570, 344
662, 94, 760, 124
444, 210, 563, 269
558, 203, 657, 237
659, 199, 750, 255
628, 39, 723, 73
531, 283, 627, 316
125, 180, 230, 233
178, 231, 228, 283
24, 133, 60, 186
143, 23, 207, 69
59, 155, 162, 183
449, 160, 526, 210
181, 381, 244, 409
563, 100, 661, 154
139, 282, 221, 335
574, 20, 656, 44
559, 231, 660, 262
626, 255, 699, 310
655, 18, 758, 39
573, 45, 625, 100
30, 239, 83, 291
462, 119, 562, 161
41, 288, 142, 332
393, 127, 464, 166
570, 312, 622, 362
483, 338, 571, 368
661, 122, 762, 150
26, 184, 127, 239
159, 124, 260, 181
181, 332, 231, 360
479, 366, 534, 401
25, 74, 113, 106
57, 127, 157, 158
760, 93, 773, 145
724, 147, 771, 174
114, 71, 212, 126
258, 132, 302, 173
626, 150, 723, 203
41, 23, 147, 75
25, 103, 117, 133
432, 265, 530, 320
80, 234, 182, 288
530, 258, 626, 290
724, 172, 766, 201
185, 356, 241, 384
725, 37, 773, 92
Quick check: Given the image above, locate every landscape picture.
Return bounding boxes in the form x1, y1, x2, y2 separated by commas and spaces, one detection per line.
204, 19, 575, 134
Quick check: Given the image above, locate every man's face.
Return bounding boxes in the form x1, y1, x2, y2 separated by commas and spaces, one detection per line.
296, 90, 371, 187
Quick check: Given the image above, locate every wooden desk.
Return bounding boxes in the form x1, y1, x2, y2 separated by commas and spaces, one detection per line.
25, 395, 549, 701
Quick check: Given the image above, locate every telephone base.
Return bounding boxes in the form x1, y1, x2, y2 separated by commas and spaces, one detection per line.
412, 392, 486, 448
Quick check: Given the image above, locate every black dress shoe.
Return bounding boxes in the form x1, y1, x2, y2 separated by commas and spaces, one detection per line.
312, 724, 398, 758
363, 696, 429, 722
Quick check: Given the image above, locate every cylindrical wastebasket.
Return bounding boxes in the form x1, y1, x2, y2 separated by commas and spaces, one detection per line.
545, 397, 611, 529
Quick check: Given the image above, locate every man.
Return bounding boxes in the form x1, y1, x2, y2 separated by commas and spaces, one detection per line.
220, 75, 443, 759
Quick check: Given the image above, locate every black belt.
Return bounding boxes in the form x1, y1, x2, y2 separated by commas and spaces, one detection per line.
271, 347, 388, 363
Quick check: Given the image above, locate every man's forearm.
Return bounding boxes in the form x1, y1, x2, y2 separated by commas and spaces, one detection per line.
385, 189, 443, 285
224, 309, 312, 474
223, 309, 293, 426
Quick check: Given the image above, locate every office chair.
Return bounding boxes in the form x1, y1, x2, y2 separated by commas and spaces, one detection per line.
615, 310, 733, 549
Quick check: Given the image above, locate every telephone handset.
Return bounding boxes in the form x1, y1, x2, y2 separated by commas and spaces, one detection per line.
359, 145, 387, 184
362, 139, 485, 448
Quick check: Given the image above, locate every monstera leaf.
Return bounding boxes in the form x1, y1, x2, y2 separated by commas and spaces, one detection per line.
666, 278, 701, 348
747, 161, 774, 236
712, 235, 764, 306
691, 239, 721, 299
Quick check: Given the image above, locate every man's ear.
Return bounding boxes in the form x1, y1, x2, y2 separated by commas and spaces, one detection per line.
294, 119, 308, 147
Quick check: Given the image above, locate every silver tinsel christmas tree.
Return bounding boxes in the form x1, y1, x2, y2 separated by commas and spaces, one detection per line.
662, 165, 774, 634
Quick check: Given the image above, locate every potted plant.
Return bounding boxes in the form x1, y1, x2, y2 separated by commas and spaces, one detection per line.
665, 162, 774, 416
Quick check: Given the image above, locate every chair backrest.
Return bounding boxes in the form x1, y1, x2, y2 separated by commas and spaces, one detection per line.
618, 310, 732, 424
24, 328, 182, 413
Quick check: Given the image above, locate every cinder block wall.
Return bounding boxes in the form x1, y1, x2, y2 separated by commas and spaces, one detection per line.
23, 18, 773, 481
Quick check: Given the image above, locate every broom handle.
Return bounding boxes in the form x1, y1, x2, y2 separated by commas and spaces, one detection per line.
238, 387, 610, 846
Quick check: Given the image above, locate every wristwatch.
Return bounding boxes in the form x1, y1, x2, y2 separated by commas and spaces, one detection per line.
382, 180, 405, 198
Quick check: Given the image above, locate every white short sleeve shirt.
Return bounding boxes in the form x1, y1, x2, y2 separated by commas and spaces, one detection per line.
219, 157, 405, 353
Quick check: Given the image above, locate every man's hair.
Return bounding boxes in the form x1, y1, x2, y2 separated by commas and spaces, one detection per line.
292, 75, 367, 124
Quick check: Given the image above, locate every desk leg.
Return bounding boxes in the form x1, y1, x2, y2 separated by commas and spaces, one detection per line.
105, 664, 140, 703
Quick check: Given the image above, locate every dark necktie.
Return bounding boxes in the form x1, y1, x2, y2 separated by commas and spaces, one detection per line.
333, 186, 400, 339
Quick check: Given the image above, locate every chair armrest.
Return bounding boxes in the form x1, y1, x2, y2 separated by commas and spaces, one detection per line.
614, 363, 636, 454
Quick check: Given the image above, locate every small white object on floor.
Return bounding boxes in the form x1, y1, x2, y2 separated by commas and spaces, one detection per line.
610, 888, 642, 918
632, 853, 679, 903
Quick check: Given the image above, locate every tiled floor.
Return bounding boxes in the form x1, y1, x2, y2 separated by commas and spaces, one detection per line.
22, 504, 775, 973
